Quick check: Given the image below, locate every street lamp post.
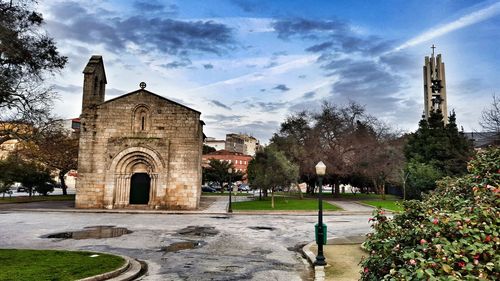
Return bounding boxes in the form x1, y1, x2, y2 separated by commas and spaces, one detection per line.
228, 167, 233, 213
315, 161, 327, 266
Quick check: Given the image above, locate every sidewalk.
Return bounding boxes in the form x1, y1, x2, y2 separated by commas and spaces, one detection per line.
0, 196, 376, 216
324, 200, 375, 213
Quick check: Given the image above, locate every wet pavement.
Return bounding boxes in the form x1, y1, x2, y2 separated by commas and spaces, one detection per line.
0, 211, 372, 281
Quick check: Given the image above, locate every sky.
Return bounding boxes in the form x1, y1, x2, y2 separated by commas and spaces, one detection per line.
38, 0, 500, 142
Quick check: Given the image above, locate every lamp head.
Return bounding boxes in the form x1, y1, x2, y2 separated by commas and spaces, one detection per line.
228, 168, 233, 174
315, 161, 326, 176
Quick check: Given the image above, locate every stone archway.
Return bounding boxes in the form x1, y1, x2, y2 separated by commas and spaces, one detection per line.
105, 147, 165, 209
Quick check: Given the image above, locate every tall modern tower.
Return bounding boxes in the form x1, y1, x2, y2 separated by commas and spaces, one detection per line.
423, 45, 448, 123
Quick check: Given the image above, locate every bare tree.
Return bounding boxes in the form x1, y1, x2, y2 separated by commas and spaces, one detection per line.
480, 94, 500, 134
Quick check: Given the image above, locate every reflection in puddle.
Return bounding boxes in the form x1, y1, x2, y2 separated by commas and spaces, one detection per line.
44, 226, 132, 239
160, 241, 205, 253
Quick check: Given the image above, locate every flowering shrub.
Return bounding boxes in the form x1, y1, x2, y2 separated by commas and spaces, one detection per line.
360, 148, 499, 280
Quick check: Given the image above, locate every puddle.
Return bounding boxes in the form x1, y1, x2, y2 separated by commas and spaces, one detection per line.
160, 241, 205, 253
43, 226, 132, 239
210, 216, 230, 219
248, 226, 276, 231
177, 226, 219, 236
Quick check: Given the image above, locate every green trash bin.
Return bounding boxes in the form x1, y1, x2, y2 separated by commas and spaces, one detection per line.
315, 223, 327, 244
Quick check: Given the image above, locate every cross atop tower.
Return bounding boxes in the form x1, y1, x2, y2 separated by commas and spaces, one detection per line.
431, 44, 436, 56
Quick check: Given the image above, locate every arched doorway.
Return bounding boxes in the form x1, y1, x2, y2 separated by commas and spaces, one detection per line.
129, 173, 150, 204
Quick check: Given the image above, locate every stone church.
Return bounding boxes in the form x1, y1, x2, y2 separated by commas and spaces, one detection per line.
75, 56, 204, 210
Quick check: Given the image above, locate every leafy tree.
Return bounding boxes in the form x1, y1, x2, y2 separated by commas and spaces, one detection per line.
16, 159, 53, 196
202, 144, 216, 154
1, 154, 53, 196
405, 160, 443, 200
0, 156, 16, 197
19, 127, 78, 195
404, 110, 473, 197
247, 145, 299, 208
361, 148, 500, 280
0, 0, 67, 142
203, 159, 243, 193
271, 111, 315, 192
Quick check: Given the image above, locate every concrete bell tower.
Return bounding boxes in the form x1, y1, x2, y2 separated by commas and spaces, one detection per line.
423, 45, 448, 123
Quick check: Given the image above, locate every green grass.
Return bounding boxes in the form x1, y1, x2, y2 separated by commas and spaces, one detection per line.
231, 196, 342, 211
0, 249, 125, 281
363, 200, 403, 212
0, 194, 75, 204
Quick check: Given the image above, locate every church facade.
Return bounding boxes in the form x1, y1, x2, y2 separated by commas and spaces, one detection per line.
75, 56, 204, 210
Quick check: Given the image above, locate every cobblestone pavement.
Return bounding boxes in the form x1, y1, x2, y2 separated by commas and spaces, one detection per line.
0, 211, 371, 281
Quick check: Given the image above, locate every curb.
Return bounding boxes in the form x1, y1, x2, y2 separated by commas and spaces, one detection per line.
302, 241, 326, 281
77, 254, 143, 281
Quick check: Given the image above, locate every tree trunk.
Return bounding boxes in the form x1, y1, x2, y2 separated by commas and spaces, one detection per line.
372, 179, 378, 194
271, 188, 275, 209
59, 170, 67, 195
259, 188, 262, 200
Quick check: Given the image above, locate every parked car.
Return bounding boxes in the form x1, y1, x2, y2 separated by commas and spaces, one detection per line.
209, 184, 222, 191
17, 186, 28, 192
238, 184, 250, 191
202, 186, 216, 192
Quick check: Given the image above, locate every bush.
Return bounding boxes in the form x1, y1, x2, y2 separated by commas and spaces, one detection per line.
361, 148, 499, 280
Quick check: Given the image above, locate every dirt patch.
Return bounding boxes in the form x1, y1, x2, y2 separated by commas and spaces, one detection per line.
310, 244, 366, 281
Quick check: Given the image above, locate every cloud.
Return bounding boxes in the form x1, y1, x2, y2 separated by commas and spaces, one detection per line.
210, 100, 232, 110
46, 2, 235, 57
106, 88, 127, 98
133, 0, 167, 12
302, 91, 316, 99
230, 0, 266, 13
232, 121, 280, 142
255, 101, 288, 112
161, 58, 192, 69
272, 84, 290, 92
204, 114, 244, 123
272, 18, 347, 40
53, 84, 81, 94
203, 63, 214, 69
306, 42, 334, 52
393, 1, 500, 52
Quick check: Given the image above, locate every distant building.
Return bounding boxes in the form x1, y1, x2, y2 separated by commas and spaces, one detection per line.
202, 150, 253, 181
423, 45, 448, 123
463, 132, 499, 148
204, 137, 225, 151
225, 133, 259, 156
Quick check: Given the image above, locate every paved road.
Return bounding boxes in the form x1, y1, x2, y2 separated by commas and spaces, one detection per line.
0, 210, 371, 281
